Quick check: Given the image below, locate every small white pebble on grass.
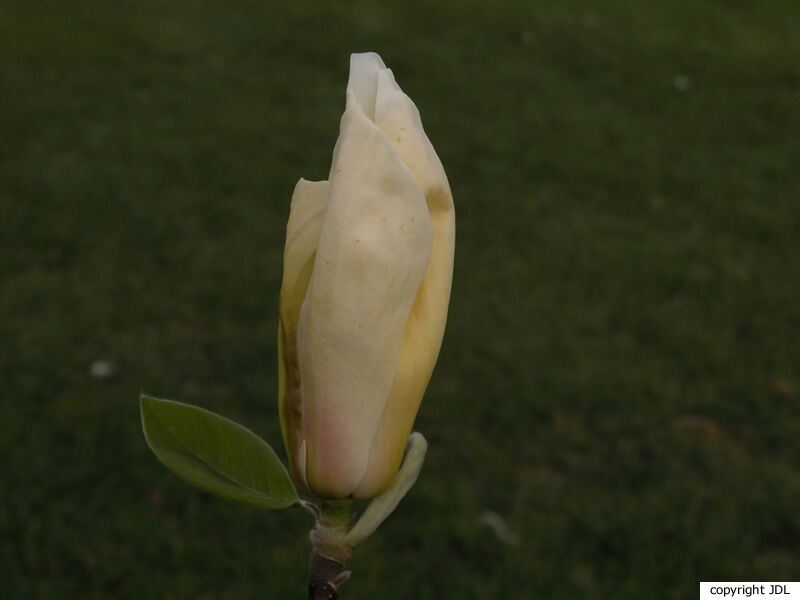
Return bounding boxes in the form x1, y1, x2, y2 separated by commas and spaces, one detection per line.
90, 360, 115, 378
673, 74, 690, 91
480, 511, 521, 547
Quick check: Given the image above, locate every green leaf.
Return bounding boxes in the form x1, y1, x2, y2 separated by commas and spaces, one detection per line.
140, 394, 298, 509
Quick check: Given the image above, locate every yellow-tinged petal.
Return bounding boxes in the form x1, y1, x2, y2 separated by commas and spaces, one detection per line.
299, 92, 434, 498
278, 178, 329, 495
353, 71, 455, 498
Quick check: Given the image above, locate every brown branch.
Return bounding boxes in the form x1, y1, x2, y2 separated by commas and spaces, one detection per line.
308, 549, 350, 600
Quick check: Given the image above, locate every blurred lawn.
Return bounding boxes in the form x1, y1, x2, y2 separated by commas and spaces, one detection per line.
1, 0, 799, 598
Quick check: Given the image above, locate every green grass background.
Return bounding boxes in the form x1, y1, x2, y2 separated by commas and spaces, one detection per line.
2, 1, 799, 598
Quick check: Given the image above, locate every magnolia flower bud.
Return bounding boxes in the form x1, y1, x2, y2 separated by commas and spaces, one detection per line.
277, 53, 455, 499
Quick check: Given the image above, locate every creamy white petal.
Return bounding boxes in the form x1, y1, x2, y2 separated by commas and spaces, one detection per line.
375, 67, 400, 112
298, 96, 433, 498
375, 75, 452, 212
345, 52, 386, 120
